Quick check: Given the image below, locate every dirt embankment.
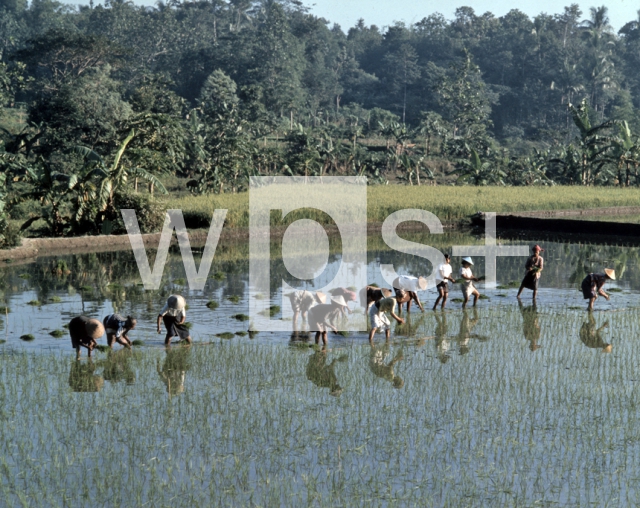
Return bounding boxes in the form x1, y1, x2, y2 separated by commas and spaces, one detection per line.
0, 220, 462, 262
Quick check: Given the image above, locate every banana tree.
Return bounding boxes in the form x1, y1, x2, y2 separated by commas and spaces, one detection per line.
455, 149, 506, 185
74, 129, 167, 219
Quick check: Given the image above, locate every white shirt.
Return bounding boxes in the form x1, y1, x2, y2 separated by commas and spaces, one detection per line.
460, 267, 473, 287
159, 304, 186, 320
436, 263, 453, 284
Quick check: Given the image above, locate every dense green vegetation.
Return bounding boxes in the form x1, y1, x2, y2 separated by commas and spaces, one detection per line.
2, 1, 640, 245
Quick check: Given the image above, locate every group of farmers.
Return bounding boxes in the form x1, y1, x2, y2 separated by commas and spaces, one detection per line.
69, 244, 618, 357
69, 294, 191, 359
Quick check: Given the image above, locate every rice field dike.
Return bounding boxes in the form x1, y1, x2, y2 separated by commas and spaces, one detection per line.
0, 231, 639, 505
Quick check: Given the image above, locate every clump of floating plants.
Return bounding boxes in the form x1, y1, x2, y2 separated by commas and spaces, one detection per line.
216, 332, 235, 339
131, 340, 145, 347
206, 300, 219, 310
231, 314, 249, 321
26, 300, 41, 306
49, 330, 65, 338
259, 305, 280, 317
19, 334, 34, 341
49, 296, 62, 303
235, 331, 247, 337
95, 344, 110, 353
227, 295, 241, 304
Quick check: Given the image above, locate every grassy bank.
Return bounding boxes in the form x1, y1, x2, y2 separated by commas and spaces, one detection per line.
167, 186, 640, 229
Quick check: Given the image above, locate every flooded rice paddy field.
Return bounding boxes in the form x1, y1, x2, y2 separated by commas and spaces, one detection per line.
1, 232, 640, 505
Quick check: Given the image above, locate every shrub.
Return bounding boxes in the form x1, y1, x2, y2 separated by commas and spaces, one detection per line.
113, 193, 165, 234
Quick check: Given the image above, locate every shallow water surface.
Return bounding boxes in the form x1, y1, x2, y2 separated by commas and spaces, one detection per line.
0, 232, 639, 505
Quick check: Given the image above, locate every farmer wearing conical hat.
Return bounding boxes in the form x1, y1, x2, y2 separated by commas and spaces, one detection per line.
308, 295, 349, 345
69, 316, 104, 360
392, 275, 426, 314
157, 294, 192, 346
581, 268, 616, 311
517, 245, 544, 300
289, 290, 326, 332
459, 257, 481, 308
368, 292, 405, 343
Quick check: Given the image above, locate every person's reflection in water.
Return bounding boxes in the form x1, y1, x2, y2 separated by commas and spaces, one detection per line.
68, 360, 104, 392
101, 349, 136, 385
580, 314, 612, 353
290, 330, 311, 342
369, 344, 404, 388
456, 308, 480, 356
434, 312, 451, 363
157, 346, 192, 396
305, 348, 345, 396
519, 300, 541, 352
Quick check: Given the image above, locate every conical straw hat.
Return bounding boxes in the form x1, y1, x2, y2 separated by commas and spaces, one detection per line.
604, 268, 616, 280
86, 318, 105, 340
314, 291, 327, 304
331, 295, 348, 307
167, 294, 186, 310
417, 276, 428, 290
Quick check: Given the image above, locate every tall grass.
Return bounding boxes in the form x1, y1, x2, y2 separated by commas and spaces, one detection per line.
166, 186, 640, 229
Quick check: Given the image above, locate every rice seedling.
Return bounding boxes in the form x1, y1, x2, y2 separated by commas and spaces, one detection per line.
216, 332, 235, 339
259, 305, 280, 317
235, 331, 247, 337
95, 344, 110, 352
0, 305, 9, 313
26, 300, 41, 306
231, 313, 249, 321
227, 295, 241, 304
80, 285, 93, 292
49, 296, 62, 303
49, 330, 65, 338
18, 273, 30, 279
131, 340, 145, 346
206, 300, 219, 310
173, 278, 186, 285
183, 322, 193, 329
608, 288, 623, 292
212, 271, 225, 280
19, 334, 34, 341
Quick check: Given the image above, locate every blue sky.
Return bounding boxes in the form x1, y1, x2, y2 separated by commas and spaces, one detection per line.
306, 0, 638, 31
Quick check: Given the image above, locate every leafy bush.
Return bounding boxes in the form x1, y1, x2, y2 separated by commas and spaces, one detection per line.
0, 220, 21, 249
112, 193, 166, 234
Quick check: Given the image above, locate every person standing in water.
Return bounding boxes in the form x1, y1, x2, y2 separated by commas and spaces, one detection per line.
581, 268, 615, 311
307, 295, 348, 346
517, 245, 544, 300
459, 257, 481, 308
157, 295, 192, 346
433, 253, 456, 310
103, 314, 137, 350
368, 292, 405, 343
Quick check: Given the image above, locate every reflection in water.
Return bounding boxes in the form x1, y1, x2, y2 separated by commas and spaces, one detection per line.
435, 310, 484, 362
580, 314, 612, 353
519, 301, 541, 352
100, 349, 136, 385
305, 350, 345, 396
456, 309, 480, 355
157, 347, 192, 396
68, 360, 104, 392
369, 344, 404, 388
434, 312, 450, 363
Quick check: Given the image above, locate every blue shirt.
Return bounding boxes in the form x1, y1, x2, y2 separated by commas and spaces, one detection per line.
103, 314, 127, 338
